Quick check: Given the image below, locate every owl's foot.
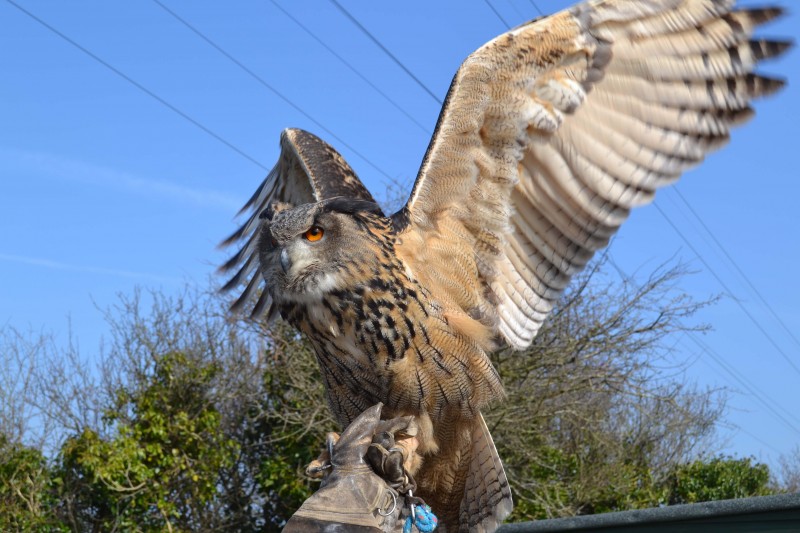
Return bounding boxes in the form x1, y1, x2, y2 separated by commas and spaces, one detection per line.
365, 416, 421, 492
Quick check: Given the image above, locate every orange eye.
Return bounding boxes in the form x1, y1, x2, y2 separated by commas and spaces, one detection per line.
304, 226, 324, 242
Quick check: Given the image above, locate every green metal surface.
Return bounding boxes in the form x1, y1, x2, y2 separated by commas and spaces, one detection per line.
497, 493, 800, 532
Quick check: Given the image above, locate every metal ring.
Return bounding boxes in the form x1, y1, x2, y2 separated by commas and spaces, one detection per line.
377, 490, 398, 517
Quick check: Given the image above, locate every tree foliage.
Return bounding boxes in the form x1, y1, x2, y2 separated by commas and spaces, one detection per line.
667, 455, 772, 505
0, 261, 790, 530
46, 289, 332, 531
58, 351, 238, 531
0, 435, 65, 532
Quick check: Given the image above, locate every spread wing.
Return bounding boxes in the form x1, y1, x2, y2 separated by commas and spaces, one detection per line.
219, 127, 380, 317
392, 0, 789, 349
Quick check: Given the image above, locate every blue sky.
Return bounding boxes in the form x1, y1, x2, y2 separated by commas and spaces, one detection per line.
2, 1, 798, 469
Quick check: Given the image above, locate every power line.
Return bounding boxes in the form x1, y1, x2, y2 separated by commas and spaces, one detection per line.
528, 0, 545, 17
653, 202, 800, 379
503, 0, 529, 22
483, 0, 511, 29
608, 256, 800, 437
4, 0, 270, 172
690, 333, 800, 430
717, 422, 783, 456
151, 0, 394, 180
327, 0, 443, 106
267, 0, 431, 135
684, 332, 800, 435
670, 188, 800, 351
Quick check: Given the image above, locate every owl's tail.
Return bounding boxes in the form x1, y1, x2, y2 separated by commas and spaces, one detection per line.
417, 413, 512, 532
458, 413, 513, 531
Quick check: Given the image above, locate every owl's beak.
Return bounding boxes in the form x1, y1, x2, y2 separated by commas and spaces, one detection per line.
280, 248, 291, 274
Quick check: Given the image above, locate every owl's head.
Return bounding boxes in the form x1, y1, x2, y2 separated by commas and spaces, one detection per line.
258, 197, 386, 302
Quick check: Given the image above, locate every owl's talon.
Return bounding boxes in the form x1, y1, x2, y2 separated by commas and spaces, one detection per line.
305, 431, 340, 479
305, 460, 332, 479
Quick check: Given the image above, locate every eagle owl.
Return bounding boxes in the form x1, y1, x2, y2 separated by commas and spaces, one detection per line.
220, 1, 789, 530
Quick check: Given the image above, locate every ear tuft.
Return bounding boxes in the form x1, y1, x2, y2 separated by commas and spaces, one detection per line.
322, 197, 384, 217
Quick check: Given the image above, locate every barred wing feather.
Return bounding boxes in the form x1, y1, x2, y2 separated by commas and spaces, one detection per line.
392, 0, 789, 349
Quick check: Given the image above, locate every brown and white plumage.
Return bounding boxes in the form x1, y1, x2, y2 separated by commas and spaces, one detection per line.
393, 0, 789, 351
220, 1, 789, 530
219, 128, 381, 319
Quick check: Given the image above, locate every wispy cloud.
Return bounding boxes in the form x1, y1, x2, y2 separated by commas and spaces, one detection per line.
1, 147, 243, 211
0, 253, 182, 284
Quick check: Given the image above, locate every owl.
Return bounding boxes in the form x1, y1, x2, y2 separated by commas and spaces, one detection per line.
220, 1, 789, 530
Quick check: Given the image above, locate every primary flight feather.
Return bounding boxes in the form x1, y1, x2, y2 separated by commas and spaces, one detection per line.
220, 1, 789, 530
